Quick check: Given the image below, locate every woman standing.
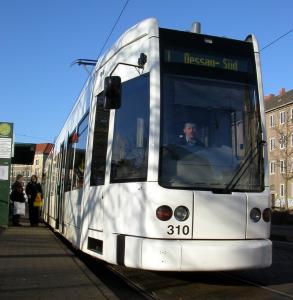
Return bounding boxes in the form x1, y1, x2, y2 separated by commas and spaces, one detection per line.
10, 174, 26, 226
26, 175, 43, 226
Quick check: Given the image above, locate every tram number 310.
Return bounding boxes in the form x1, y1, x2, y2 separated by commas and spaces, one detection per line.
167, 225, 190, 235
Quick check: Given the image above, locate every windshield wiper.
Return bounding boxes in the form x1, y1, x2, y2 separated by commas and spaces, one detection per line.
221, 141, 264, 194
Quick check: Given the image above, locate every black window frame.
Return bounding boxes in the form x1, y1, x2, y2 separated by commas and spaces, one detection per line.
90, 93, 110, 186
110, 73, 150, 183
72, 112, 89, 190
64, 131, 76, 192
158, 28, 264, 192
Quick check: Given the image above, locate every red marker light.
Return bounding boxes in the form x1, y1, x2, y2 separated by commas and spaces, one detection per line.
156, 205, 173, 221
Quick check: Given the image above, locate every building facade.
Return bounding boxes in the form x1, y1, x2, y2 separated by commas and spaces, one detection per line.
265, 88, 293, 209
11, 143, 53, 185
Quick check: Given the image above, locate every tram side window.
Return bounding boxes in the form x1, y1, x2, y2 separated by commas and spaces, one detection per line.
64, 133, 75, 192
90, 94, 110, 186
58, 144, 67, 195
55, 152, 61, 196
72, 114, 89, 190
51, 154, 58, 197
110, 74, 150, 183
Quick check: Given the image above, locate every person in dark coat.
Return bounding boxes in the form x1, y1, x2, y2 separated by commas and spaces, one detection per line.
10, 174, 25, 226
179, 122, 204, 147
26, 175, 43, 226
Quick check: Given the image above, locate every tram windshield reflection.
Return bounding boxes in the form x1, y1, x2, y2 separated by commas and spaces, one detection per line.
159, 75, 264, 192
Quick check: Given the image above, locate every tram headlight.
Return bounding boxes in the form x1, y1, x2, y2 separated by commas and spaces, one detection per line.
250, 207, 261, 223
174, 206, 189, 221
262, 208, 271, 222
156, 205, 173, 221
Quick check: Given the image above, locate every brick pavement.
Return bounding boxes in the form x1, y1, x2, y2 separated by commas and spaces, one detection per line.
0, 220, 116, 300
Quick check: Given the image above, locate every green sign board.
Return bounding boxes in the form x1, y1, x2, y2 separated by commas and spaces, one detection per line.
0, 122, 13, 227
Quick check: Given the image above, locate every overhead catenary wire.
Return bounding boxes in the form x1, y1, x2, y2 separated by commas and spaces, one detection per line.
96, 0, 130, 59
260, 28, 293, 52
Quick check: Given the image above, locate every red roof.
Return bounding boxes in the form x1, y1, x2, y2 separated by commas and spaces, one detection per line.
35, 143, 54, 154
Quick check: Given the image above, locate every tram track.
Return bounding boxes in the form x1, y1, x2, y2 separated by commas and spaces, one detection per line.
50, 227, 150, 299
53, 225, 293, 299
89, 249, 293, 299
107, 266, 293, 300
107, 265, 157, 300
91, 256, 293, 299
219, 272, 293, 299
104, 239, 293, 300
78, 255, 154, 300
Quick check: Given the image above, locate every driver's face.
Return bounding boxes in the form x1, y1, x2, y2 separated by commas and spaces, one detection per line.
184, 126, 196, 140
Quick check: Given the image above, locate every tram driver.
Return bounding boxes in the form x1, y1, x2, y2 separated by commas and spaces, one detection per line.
179, 122, 204, 147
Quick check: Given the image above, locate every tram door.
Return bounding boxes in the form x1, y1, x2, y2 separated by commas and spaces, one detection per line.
43, 154, 53, 222
56, 143, 66, 230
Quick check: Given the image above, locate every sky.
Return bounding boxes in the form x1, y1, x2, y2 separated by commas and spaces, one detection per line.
0, 0, 292, 144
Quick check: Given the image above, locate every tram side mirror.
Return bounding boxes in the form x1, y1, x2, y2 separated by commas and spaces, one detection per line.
104, 76, 121, 109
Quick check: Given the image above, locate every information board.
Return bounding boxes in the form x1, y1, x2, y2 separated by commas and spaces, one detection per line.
164, 49, 252, 73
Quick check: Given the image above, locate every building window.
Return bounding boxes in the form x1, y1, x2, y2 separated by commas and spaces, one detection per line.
269, 138, 275, 151
280, 134, 286, 149
280, 111, 285, 124
35, 159, 39, 166
280, 160, 285, 174
269, 114, 275, 127
270, 161, 275, 174
280, 184, 285, 197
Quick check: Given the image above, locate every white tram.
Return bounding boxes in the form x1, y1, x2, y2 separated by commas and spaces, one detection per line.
43, 18, 272, 271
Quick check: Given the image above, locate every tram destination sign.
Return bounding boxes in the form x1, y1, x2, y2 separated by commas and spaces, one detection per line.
164, 49, 252, 73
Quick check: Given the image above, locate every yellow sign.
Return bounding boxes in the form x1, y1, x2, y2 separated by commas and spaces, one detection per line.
184, 52, 239, 71
0, 123, 11, 137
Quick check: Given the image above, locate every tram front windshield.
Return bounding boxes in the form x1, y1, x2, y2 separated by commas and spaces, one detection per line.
159, 75, 264, 192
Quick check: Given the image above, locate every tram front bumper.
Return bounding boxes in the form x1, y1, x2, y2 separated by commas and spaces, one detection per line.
123, 237, 272, 271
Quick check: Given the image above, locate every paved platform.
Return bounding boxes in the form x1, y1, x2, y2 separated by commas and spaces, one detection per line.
0, 219, 114, 300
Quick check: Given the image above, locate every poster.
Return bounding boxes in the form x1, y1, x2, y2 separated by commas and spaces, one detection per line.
0, 138, 12, 158
0, 166, 9, 180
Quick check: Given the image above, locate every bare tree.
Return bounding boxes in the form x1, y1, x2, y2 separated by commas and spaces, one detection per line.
271, 110, 293, 210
